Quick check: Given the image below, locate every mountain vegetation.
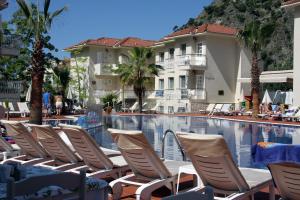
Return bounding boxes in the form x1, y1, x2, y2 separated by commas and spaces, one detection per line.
177, 0, 294, 71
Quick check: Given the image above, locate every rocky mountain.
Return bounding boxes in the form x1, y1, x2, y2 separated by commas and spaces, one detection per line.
178, 0, 294, 71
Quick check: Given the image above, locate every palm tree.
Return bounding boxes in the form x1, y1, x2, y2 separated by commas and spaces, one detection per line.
114, 47, 163, 113
16, 0, 66, 124
238, 20, 275, 117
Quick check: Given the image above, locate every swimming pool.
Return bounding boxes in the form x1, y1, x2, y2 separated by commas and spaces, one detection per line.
46, 115, 300, 168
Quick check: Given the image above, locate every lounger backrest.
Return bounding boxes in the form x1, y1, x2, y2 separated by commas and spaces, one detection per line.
1, 121, 48, 158
221, 104, 232, 112
108, 128, 172, 179
130, 102, 138, 111
59, 124, 114, 170
177, 133, 250, 192
17, 102, 29, 113
0, 136, 13, 152
29, 125, 80, 163
206, 104, 215, 112
269, 163, 300, 200
214, 104, 223, 110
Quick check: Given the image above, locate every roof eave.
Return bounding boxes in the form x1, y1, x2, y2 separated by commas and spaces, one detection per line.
282, 1, 300, 8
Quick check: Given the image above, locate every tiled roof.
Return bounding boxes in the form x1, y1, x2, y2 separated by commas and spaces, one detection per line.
159, 24, 238, 42
283, 0, 300, 6
115, 37, 156, 47
65, 37, 156, 50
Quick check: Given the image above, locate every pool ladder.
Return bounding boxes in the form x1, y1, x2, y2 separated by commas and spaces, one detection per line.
161, 129, 187, 161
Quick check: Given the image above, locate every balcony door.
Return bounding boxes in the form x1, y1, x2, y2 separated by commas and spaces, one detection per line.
179, 75, 187, 89
196, 42, 206, 55
196, 74, 204, 90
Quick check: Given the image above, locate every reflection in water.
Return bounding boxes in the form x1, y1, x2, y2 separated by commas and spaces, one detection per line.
45, 115, 300, 168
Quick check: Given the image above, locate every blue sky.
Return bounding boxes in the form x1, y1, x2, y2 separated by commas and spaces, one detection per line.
2, 0, 212, 58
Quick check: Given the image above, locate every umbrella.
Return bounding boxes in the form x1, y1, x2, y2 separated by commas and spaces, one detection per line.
25, 84, 32, 102
285, 91, 293, 105
262, 90, 272, 104
239, 89, 245, 102
67, 87, 73, 99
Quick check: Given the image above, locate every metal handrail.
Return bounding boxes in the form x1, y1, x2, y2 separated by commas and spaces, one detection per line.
161, 129, 186, 161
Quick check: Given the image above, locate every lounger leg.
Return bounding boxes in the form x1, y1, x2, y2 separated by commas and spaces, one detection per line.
109, 179, 123, 200
136, 179, 170, 200
269, 183, 275, 200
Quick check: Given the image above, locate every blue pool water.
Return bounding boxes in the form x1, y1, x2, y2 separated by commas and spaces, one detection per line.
46, 115, 300, 168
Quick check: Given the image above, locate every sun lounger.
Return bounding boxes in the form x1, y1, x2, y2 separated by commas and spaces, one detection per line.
17, 102, 30, 117
199, 104, 215, 114
0, 121, 51, 165
268, 163, 300, 200
107, 129, 189, 199
177, 133, 275, 200
163, 187, 214, 200
282, 107, 300, 121
208, 104, 223, 116
28, 124, 86, 171
143, 102, 159, 113
0, 136, 20, 161
58, 124, 129, 179
107, 128, 190, 200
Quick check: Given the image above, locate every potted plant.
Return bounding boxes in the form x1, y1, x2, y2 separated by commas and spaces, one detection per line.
101, 93, 118, 114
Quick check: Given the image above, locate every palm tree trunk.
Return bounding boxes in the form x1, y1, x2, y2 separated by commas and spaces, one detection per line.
251, 50, 260, 118
138, 93, 143, 113
29, 39, 45, 124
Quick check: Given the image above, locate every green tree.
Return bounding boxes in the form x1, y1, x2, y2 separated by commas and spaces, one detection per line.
69, 50, 88, 106
16, 0, 66, 124
114, 47, 162, 113
238, 21, 275, 117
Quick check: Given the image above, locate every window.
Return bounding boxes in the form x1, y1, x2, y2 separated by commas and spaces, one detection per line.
179, 75, 186, 89
196, 74, 204, 89
196, 42, 205, 55
180, 44, 186, 55
169, 48, 175, 60
159, 79, 164, 90
96, 52, 103, 63
168, 77, 174, 90
159, 52, 164, 62
218, 90, 224, 96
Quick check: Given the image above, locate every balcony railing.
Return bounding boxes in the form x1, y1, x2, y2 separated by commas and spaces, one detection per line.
177, 54, 206, 66
156, 54, 206, 70
155, 88, 206, 100
94, 63, 117, 76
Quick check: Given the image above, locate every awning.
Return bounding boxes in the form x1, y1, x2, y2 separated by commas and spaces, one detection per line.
238, 70, 293, 83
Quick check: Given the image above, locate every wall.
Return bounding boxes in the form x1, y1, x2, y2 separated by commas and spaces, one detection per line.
294, 7, 300, 106
205, 35, 239, 103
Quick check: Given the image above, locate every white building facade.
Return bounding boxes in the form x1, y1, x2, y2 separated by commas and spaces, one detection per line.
152, 24, 252, 113
65, 37, 156, 105
283, 0, 300, 106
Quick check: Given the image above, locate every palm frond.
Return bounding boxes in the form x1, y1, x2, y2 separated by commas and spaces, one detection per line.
16, 0, 32, 19
44, 0, 50, 19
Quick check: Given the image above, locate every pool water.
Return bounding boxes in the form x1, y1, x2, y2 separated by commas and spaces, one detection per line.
46, 115, 300, 168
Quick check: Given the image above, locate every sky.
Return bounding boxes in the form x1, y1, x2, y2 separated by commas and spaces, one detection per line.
2, 0, 212, 58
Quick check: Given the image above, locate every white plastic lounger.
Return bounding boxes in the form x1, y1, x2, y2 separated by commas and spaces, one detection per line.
28, 124, 86, 171
59, 124, 129, 179
177, 133, 275, 200
208, 104, 223, 116
17, 102, 30, 117
199, 104, 215, 114
107, 128, 190, 200
0, 121, 51, 165
268, 163, 300, 200
129, 102, 139, 113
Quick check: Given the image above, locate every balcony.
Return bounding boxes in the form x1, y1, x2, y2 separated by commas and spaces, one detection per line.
0, 34, 21, 56
94, 63, 117, 76
156, 54, 206, 71
154, 88, 206, 100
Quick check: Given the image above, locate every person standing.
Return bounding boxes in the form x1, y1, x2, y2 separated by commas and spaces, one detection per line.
42, 90, 51, 117
55, 94, 63, 116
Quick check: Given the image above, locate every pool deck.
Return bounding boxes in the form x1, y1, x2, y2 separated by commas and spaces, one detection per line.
3, 113, 285, 199
7, 112, 300, 127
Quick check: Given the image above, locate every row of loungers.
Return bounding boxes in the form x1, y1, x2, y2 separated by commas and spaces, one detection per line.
0, 102, 30, 117
0, 121, 298, 199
